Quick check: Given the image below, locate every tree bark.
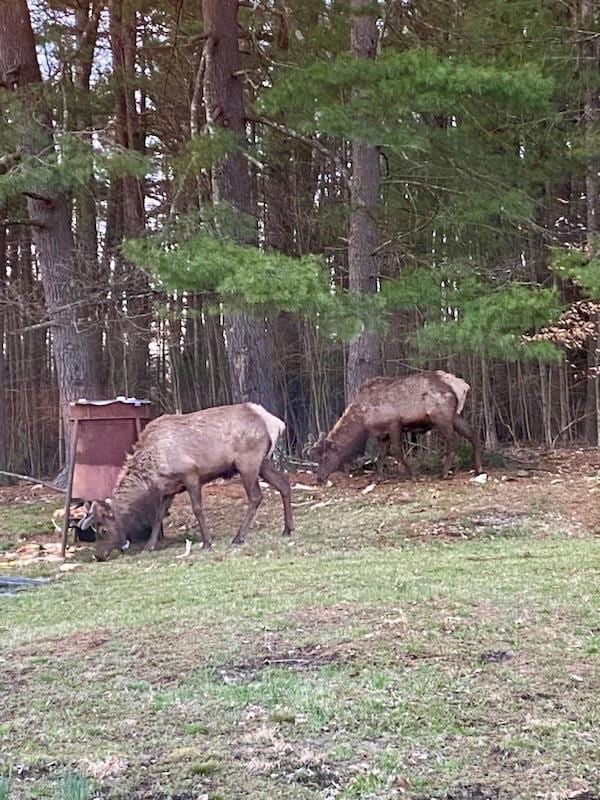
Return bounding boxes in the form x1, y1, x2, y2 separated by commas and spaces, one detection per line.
72, 1, 104, 379
346, 0, 381, 401
481, 357, 498, 449
202, 0, 278, 413
581, 0, 600, 444
73, 1, 100, 273
0, 206, 6, 478
109, 0, 151, 396
0, 0, 100, 476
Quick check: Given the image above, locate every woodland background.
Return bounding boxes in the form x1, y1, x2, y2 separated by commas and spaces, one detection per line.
0, 0, 600, 480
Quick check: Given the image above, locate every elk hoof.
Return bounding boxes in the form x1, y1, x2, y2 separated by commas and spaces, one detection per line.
202, 540, 212, 550
231, 535, 244, 546
282, 528, 293, 537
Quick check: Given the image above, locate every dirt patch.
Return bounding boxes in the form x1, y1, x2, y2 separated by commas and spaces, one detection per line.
5, 608, 402, 694
9, 629, 114, 660
2, 446, 600, 559
283, 602, 390, 630
420, 510, 532, 540
479, 650, 515, 664
109, 789, 197, 800
218, 641, 353, 684
158, 448, 600, 545
0, 484, 59, 507
426, 786, 501, 800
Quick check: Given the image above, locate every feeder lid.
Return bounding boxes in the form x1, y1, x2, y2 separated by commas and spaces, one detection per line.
72, 396, 151, 408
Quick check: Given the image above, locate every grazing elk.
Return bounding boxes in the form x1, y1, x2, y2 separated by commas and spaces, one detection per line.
310, 371, 482, 483
80, 403, 294, 561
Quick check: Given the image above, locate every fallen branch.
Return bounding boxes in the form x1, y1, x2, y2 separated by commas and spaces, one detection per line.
0, 470, 65, 493
483, 449, 545, 467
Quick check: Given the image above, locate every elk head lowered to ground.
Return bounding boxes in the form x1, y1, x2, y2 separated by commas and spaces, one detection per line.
310, 371, 483, 483
81, 403, 294, 561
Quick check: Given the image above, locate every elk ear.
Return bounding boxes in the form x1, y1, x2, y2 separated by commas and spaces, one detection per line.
82, 499, 114, 529
103, 499, 115, 519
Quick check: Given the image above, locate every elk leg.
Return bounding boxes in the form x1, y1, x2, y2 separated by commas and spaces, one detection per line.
259, 458, 294, 536
156, 498, 174, 541
185, 482, 212, 549
145, 496, 172, 551
387, 422, 413, 480
157, 508, 172, 541
432, 418, 457, 478
231, 472, 263, 545
453, 416, 484, 474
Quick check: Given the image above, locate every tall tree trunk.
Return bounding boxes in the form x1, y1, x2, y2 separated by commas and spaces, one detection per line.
109, 0, 151, 396
581, 0, 600, 444
0, 0, 100, 476
346, 0, 381, 401
73, 1, 104, 379
202, 0, 278, 413
0, 207, 6, 477
73, 1, 100, 269
481, 357, 498, 449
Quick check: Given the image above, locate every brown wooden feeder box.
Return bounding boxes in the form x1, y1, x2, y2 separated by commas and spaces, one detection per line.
60, 397, 154, 556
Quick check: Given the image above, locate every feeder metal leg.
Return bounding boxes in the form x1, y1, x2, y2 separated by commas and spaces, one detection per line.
60, 420, 79, 558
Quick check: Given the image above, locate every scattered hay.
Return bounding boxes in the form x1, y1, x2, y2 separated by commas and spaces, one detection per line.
0, 541, 74, 567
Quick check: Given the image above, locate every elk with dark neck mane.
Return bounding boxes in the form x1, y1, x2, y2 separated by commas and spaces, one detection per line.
81, 403, 294, 560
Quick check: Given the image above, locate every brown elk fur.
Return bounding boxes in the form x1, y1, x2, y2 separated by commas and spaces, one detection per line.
311, 372, 482, 482
82, 403, 294, 560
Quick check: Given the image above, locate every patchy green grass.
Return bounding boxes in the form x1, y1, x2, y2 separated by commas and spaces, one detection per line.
56, 773, 98, 800
1, 483, 599, 800
0, 500, 57, 539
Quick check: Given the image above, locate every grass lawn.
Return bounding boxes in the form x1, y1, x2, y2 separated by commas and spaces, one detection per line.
1, 465, 599, 799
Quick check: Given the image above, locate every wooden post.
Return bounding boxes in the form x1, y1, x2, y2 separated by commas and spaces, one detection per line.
60, 419, 79, 558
